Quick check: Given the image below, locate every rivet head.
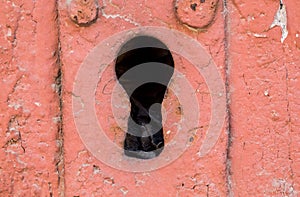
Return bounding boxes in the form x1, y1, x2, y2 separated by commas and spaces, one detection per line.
175, 0, 219, 29
67, 0, 99, 26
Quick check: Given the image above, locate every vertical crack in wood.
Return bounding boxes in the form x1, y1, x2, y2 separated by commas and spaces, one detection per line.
55, 1, 65, 196
223, 0, 233, 196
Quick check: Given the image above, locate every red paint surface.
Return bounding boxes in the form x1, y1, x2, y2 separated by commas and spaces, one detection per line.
1, 0, 299, 196
59, 0, 227, 196
67, 0, 99, 26
0, 0, 61, 196
175, 0, 219, 29
228, 0, 300, 195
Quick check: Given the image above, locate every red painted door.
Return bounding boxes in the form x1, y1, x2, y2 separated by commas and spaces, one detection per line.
0, 0, 299, 196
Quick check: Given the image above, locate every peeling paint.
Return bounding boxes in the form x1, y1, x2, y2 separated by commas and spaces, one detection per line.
272, 179, 297, 196
119, 186, 128, 195
100, 9, 140, 26
270, 0, 288, 43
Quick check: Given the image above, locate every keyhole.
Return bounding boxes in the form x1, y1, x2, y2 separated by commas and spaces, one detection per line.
115, 36, 174, 159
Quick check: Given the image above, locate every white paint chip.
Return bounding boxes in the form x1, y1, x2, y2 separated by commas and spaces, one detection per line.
34, 102, 41, 107
264, 90, 269, 96
7, 27, 12, 37
253, 33, 267, 38
270, 0, 288, 43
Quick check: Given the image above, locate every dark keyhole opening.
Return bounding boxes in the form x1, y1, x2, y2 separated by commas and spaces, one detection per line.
115, 36, 174, 159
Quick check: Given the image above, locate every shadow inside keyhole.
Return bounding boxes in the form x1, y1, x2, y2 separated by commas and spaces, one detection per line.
115, 36, 175, 159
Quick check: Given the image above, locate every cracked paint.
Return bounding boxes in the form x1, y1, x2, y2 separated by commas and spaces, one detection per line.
228, 0, 300, 195
58, 0, 228, 195
2, 0, 299, 195
0, 0, 62, 196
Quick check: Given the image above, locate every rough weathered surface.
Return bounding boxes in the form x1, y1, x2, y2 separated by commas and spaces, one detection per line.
2, 0, 299, 195
58, 0, 228, 196
227, 0, 300, 195
175, 0, 219, 29
67, 0, 99, 26
0, 0, 61, 196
